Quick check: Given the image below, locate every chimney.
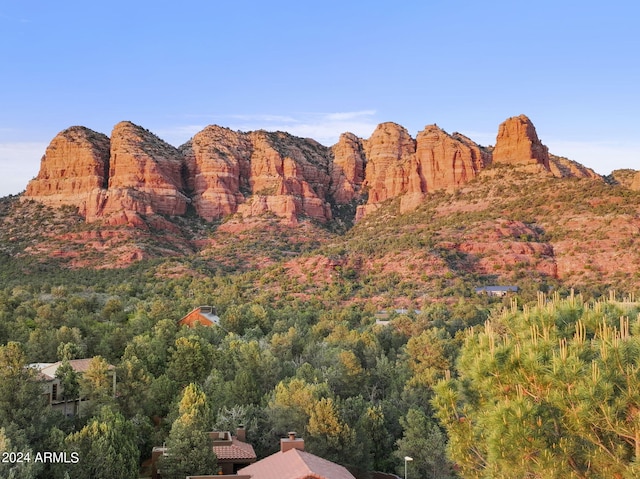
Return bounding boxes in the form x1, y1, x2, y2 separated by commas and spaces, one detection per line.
280, 431, 305, 453
236, 425, 246, 442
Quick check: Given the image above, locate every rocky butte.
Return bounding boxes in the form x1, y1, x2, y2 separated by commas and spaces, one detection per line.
24, 115, 598, 225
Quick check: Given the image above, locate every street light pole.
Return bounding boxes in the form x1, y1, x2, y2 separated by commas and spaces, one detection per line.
404, 456, 413, 479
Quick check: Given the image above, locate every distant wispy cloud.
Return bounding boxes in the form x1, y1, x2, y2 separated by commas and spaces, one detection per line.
0, 12, 30, 23
158, 110, 380, 147
325, 110, 377, 122
0, 142, 47, 197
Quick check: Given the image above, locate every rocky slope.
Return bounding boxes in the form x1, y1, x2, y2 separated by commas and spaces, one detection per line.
24, 114, 600, 228
5, 115, 640, 300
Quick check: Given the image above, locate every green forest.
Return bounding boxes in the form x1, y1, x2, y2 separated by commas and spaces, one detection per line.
1, 251, 640, 478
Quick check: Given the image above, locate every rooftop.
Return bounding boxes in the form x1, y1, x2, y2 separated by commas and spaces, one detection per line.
214, 437, 256, 461
30, 358, 115, 380
179, 306, 221, 326
238, 448, 355, 479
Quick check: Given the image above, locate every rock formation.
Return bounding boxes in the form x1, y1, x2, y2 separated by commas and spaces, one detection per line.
356, 124, 492, 217
416, 126, 490, 191
548, 155, 599, 179
23, 114, 596, 226
362, 122, 416, 203
100, 121, 189, 217
181, 125, 251, 221
330, 133, 366, 204
237, 131, 332, 224
493, 114, 550, 170
24, 126, 110, 209
355, 123, 415, 219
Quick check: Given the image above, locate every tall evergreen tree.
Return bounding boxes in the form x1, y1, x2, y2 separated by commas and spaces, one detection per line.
395, 408, 455, 479
55, 358, 80, 417
0, 342, 49, 445
65, 406, 138, 479
159, 383, 217, 479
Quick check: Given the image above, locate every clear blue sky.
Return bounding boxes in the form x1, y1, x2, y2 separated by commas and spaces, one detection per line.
1, 0, 638, 196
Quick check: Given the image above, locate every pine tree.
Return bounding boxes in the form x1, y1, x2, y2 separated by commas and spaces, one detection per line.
65, 406, 139, 479
395, 408, 455, 479
159, 383, 217, 479
55, 358, 80, 417
0, 342, 49, 445
433, 294, 640, 478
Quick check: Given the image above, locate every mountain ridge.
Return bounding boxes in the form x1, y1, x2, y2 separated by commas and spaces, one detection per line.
23, 115, 599, 228
5, 114, 640, 303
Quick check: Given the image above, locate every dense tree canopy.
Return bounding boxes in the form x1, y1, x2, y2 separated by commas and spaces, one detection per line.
65, 407, 138, 479
4, 230, 638, 479
434, 294, 640, 478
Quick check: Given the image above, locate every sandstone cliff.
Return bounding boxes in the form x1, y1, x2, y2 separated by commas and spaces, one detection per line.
101, 121, 189, 216
24, 115, 597, 226
492, 114, 550, 170
24, 126, 110, 209
180, 125, 251, 221
330, 132, 366, 204
235, 131, 333, 225
356, 124, 492, 217
355, 122, 415, 219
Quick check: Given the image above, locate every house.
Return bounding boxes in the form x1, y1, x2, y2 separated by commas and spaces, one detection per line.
475, 285, 519, 297
237, 432, 356, 479
32, 358, 116, 416
209, 428, 257, 474
172, 432, 355, 479
178, 306, 221, 328
151, 427, 256, 479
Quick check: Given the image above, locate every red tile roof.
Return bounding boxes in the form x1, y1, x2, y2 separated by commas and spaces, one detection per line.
214, 438, 256, 461
237, 448, 355, 479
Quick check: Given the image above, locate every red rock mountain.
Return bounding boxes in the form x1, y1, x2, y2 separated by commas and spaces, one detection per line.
180, 125, 252, 221
493, 114, 550, 170
25, 126, 110, 209
330, 132, 366, 204
24, 115, 598, 224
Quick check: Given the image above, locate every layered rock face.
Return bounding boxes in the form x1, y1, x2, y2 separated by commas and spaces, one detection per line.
25, 122, 336, 225
104, 121, 188, 215
24, 115, 597, 225
416, 126, 490, 191
24, 126, 110, 209
355, 123, 416, 219
362, 122, 416, 203
181, 127, 335, 224
357, 124, 492, 217
330, 133, 366, 204
237, 131, 332, 224
493, 115, 550, 170
181, 125, 252, 221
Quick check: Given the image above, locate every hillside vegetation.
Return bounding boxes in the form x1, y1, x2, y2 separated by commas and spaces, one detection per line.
1, 162, 640, 478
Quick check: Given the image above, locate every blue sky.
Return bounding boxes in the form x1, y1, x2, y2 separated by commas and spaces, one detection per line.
1, 1, 638, 196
